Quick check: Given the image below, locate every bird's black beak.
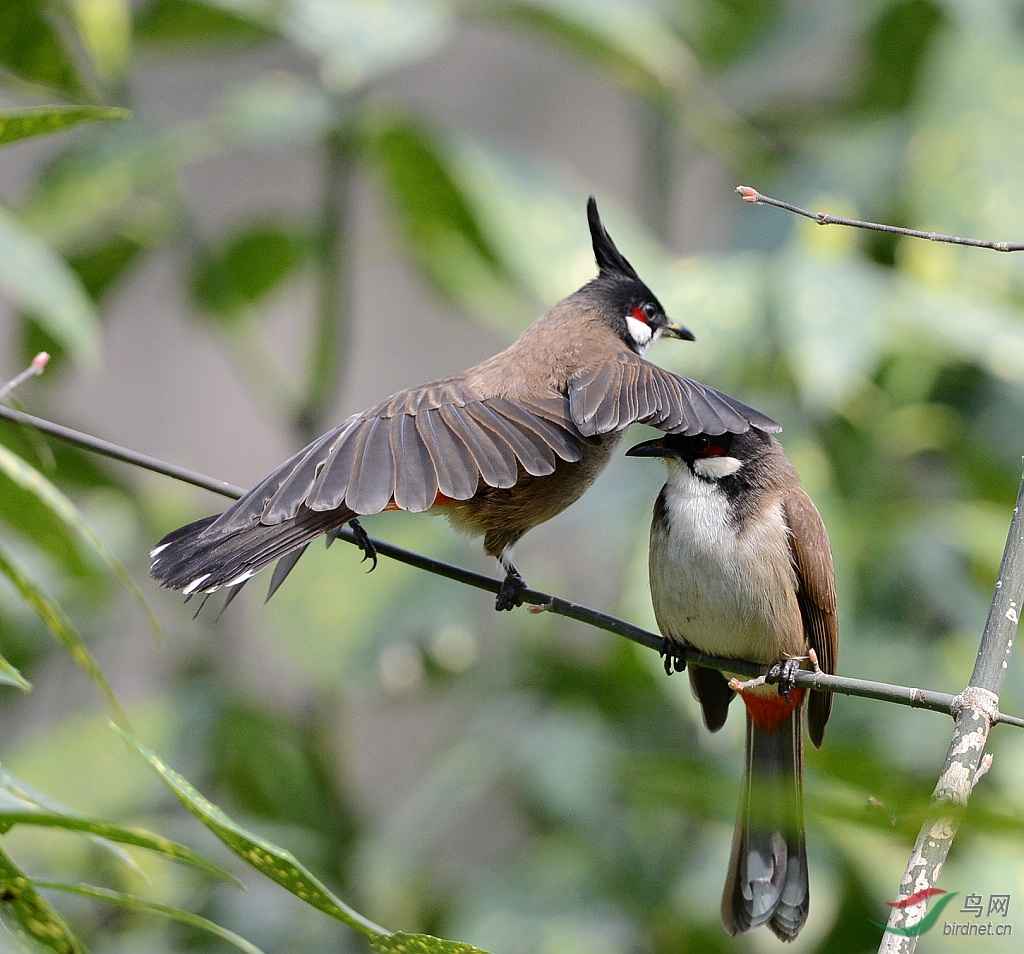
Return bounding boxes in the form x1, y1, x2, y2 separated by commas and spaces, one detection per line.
625, 438, 672, 459
661, 320, 695, 342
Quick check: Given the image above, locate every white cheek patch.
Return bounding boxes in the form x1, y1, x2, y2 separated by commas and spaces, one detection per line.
625, 315, 653, 349
694, 456, 743, 479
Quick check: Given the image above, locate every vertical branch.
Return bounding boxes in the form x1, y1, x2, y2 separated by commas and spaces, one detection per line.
295, 118, 356, 443
878, 465, 1024, 953
636, 101, 674, 244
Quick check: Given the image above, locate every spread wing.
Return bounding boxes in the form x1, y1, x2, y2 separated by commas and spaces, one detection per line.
783, 487, 838, 748
567, 352, 781, 437
206, 378, 583, 538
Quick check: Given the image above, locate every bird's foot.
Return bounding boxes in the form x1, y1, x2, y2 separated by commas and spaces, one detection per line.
730, 658, 802, 698
765, 657, 801, 701
659, 637, 687, 675
495, 566, 527, 611
349, 519, 378, 572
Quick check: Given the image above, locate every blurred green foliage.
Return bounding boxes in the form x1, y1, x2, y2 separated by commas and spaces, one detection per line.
2, 0, 1024, 953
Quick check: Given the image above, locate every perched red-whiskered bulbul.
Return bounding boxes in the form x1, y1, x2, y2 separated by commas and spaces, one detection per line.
151, 198, 780, 611
626, 428, 837, 941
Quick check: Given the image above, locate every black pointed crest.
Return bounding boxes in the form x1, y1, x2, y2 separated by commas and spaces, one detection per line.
587, 196, 642, 282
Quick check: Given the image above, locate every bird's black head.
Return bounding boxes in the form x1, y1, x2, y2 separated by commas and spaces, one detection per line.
625, 429, 774, 482
585, 196, 694, 355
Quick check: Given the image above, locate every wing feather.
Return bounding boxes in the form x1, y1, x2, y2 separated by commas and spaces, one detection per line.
416, 408, 479, 500
569, 353, 781, 438
439, 403, 518, 488
783, 487, 838, 748
391, 413, 438, 512
344, 417, 397, 514
464, 400, 558, 476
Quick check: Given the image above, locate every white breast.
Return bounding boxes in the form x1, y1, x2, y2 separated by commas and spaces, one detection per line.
648, 463, 804, 663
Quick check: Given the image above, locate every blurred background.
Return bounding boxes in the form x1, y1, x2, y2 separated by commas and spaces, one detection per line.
2, 0, 1024, 951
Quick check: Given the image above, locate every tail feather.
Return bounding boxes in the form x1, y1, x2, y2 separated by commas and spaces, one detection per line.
149, 506, 355, 595
721, 705, 808, 942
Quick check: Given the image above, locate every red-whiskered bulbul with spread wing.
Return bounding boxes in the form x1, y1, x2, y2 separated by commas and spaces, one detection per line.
151, 198, 779, 611
626, 428, 837, 941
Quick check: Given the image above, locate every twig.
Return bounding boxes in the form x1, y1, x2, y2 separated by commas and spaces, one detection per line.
878, 466, 1024, 952
0, 353, 49, 401
2, 403, 1022, 730
736, 186, 1024, 252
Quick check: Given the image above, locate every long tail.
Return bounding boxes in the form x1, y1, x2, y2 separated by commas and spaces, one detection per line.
149, 505, 356, 596
721, 702, 808, 941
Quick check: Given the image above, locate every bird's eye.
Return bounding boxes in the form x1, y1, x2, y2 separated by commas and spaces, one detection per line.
642, 302, 658, 320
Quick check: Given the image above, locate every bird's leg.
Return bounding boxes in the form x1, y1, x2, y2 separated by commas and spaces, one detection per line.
659, 637, 687, 675
495, 543, 527, 612
348, 519, 378, 571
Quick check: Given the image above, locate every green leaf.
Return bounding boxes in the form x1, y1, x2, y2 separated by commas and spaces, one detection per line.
0, 541, 127, 726
35, 882, 265, 954
135, 0, 275, 47
0, 654, 31, 692
118, 728, 391, 938
368, 113, 517, 317
0, 209, 99, 367
19, 122, 183, 252
0, 442, 164, 643
0, 1, 87, 98
0, 107, 131, 148
0, 844, 84, 954
0, 812, 240, 885
372, 934, 492, 954
851, 0, 947, 114
191, 222, 310, 322
70, 0, 132, 83
477, 0, 694, 100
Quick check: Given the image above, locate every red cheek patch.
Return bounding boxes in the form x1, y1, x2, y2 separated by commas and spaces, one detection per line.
631, 306, 650, 325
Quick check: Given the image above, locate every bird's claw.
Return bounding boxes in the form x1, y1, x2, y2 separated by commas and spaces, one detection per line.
495, 566, 527, 611
766, 657, 801, 701
349, 519, 378, 572
659, 637, 686, 675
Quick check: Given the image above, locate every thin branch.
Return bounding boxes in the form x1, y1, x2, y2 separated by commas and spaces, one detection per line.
0, 353, 49, 401
736, 186, 1024, 252
296, 121, 355, 442
2, 403, 1022, 730
879, 467, 1024, 952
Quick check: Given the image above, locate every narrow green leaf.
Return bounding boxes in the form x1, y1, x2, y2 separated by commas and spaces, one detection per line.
135, 0, 275, 47
35, 882, 265, 954
0, 442, 164, 643
372, 934, 492, 954
368, 113, 517, 317
0, 844, 84, 954
191, 222, 310, 322
0, 107, 131, 148
0, 541, 127, 726
118, 728, 391, 939
477, 0, 693, 99
0, 654, 30, 692
0, 812, 240, 886
70, 0, 132, 83
0, 0, 86, 98
0, 210, 99, 367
